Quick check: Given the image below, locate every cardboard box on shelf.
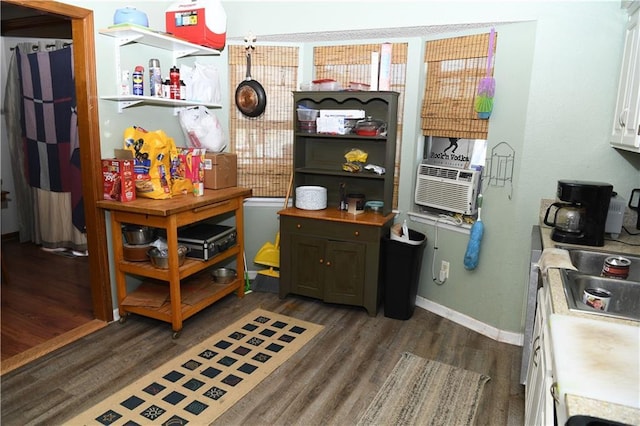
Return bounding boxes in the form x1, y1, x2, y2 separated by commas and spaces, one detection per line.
102, 150, 136, 202
203, 152, 237, 189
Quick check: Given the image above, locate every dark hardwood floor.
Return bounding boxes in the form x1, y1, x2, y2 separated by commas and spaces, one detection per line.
1, 238, 95, 361
0, 290, 525, 425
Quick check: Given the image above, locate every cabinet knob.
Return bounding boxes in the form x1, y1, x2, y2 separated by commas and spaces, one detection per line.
354, 231, 360, 237
296, 224, 302, 229
319, 258, 324, 264
325, 261, 331, 267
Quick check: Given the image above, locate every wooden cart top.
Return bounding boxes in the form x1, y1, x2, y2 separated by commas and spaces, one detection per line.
278, 207, 395, 227
97, 187, 252, 217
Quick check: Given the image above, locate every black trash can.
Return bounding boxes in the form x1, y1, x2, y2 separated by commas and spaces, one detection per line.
381, 228, 427, 320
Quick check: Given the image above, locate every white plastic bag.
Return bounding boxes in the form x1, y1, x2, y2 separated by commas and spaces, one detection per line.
182, 62, 221, 104
178, 106, 227, 152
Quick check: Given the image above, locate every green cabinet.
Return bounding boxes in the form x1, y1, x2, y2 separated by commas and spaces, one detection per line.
289, 233, 365, 304
279, 91, 398, 316
279, 210, 393, 316
292, 91, 399, 215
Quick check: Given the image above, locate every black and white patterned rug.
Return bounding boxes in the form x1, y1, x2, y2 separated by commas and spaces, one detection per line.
66, 309, 323, 425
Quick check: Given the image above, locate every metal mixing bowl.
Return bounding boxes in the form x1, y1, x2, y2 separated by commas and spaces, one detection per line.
211, 267, 237, 284
123, 225, 156, 245
147, 245, 188, 269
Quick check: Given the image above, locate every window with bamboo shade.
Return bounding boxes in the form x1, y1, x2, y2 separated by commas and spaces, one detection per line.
421, 32, 496, 139
228, 45, 299, 197
228, 43, 408, 200
314, 43, 408, 209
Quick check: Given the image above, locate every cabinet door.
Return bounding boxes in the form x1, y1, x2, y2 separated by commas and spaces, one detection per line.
622, 9, 640, 149
290, 234, 325, 299
525, 300, 545, 426
612, 7, 640, 151
324, 240, 365, 305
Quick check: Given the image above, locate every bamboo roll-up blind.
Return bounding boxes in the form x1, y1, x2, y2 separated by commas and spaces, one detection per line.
314, 43, 408, 209
229, 45, 299, 197
421, 33, 496, 139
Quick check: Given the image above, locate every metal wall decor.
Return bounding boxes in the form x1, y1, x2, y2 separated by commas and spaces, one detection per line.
487, 141, 515, 199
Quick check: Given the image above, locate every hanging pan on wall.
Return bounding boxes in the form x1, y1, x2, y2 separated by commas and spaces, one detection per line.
235, 36, 266, 118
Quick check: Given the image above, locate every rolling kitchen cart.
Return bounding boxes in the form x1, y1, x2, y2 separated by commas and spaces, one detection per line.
98, 187, 251, 338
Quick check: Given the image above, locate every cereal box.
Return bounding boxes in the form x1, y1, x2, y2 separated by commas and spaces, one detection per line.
102, 158, 136, 202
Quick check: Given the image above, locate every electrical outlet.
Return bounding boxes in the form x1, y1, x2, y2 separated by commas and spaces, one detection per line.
440, 260, 450, 280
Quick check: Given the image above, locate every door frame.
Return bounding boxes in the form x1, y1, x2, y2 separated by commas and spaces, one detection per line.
3, 0, 112, 321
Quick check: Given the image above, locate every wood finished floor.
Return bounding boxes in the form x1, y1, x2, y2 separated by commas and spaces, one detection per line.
1, 239, 94, 363
1, 291, 525, 426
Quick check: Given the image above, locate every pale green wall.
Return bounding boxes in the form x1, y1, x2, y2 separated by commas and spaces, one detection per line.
68, 0, 640, 334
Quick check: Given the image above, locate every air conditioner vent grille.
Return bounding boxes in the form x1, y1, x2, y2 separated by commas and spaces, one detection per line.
419, 164, 459, 180
414, 164, 480, 215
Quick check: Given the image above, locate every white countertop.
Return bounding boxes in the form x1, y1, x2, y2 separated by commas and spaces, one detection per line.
539, 223, 640, 425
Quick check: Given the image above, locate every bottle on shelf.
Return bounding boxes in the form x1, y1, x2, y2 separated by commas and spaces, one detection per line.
132, 65, 144, 96
170, 66, 181, 100
149, 59, 162, 97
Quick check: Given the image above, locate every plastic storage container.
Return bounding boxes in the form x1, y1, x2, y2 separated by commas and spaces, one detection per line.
381, 228, 427, 320
297, 108, 319, 133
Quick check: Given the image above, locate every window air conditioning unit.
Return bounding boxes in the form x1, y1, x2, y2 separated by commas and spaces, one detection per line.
414, 164, 481, 215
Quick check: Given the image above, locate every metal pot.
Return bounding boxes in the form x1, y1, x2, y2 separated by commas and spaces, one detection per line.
211, 267, 237, 284
235, 47, 266, 117
543, 202, 585, 233
147, 245, 189, 269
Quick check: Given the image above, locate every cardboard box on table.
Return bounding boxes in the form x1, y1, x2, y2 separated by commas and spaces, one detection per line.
102, 150, 136, 202
203, 152, 237, 189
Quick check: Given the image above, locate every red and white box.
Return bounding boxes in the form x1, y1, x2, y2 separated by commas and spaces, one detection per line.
102, 158, 136, 202
165, 0, 227, 50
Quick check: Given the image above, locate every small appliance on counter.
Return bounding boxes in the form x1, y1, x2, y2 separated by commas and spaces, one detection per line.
604, 192, 626, 239
543, 180, 613, 247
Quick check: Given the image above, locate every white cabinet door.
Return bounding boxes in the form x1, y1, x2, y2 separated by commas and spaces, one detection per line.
525, 300, 544, 425
525, 286, 556, 426
611, 5, 640, 152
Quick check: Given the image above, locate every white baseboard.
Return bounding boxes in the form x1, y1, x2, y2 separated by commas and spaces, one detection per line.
111, 283, 522, 346
416, 296, 524, 346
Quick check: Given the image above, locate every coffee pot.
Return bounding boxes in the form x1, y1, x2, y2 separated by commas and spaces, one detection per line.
546, 180, 613, 246
544, 202, 586, 234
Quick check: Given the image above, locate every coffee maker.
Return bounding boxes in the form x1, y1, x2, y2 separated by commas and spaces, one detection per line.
544, 180, 613, 246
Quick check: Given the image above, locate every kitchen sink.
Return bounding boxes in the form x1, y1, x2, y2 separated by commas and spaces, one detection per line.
559, 247, 640, 281
557, 247, 640, 322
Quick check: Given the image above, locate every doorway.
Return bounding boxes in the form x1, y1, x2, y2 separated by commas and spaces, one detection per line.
1, 0, 112, 373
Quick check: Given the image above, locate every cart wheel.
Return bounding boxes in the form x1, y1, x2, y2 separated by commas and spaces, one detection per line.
118, 314, 128, 324
172, 330, 182, 339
